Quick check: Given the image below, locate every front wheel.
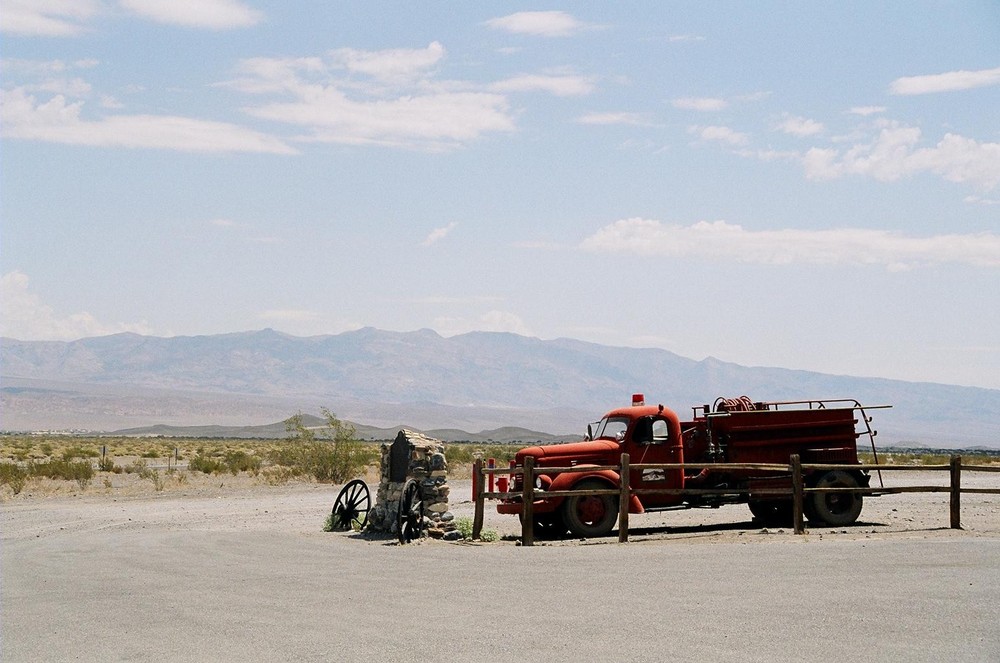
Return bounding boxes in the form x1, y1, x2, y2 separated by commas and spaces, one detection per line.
520, 512, 568, 540
562, 479, 619, 538
748, 499, 793, 527
808, 471, 863, 526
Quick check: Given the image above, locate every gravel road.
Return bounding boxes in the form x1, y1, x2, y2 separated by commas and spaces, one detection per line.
3, 475, 999, 662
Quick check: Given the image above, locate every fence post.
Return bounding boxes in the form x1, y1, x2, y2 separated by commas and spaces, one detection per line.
521, 456, 535, 547
618, 453, 630, 543
791, 454, 805, 535
472, 458, 484, 540
950, 455, 962, 530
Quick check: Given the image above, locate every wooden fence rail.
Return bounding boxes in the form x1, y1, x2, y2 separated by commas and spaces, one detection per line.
471, 454, 1000, 545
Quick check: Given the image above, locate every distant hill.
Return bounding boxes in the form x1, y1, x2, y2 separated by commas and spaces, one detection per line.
3, 328, 999, 448
110, 415, 575, 444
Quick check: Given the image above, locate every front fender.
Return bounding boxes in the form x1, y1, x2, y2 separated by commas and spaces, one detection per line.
548, 467, 645, 514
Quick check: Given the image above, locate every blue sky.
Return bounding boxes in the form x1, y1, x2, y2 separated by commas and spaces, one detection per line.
1, 1, 999, 389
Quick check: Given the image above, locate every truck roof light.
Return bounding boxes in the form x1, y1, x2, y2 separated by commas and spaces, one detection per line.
632, 393, 645, 407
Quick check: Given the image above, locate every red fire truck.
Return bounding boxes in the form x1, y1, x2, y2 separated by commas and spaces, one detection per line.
496, 394, 884, 538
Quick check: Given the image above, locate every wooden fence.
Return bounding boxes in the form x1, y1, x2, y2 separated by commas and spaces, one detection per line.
471, 454, 1000, 546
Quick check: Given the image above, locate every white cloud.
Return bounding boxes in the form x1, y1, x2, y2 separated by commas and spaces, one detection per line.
1, 271, 152, 340
580, 219, 1000, 270
689, 124, 749, 146
329, 42, 445, 82
258, 309, 320, 323
490, 73, 595, 97
802, 122, 1000, 189
409, 295, 504, 306
671, 97, 727, 111
230, 46, 525, 151
421, 222, 458, 247
434, 311, 533, 336
28, 76, 92, 97
99, 94, 124, 109
0, 87, 296, 154
776, 114, 824, 136
119, 0, 263, 30
576, 112, 654, 126
890, 66, 1000, 95
1, 58, 98, 75
965, 195, 1000, 206
228, 44, 599, 151
484, 11, 586, 37
0, 0, 99, 36
668, 34, 706, 43
247, 89, 513, 151
848, 106, 887, 116
208, 218, 238, 227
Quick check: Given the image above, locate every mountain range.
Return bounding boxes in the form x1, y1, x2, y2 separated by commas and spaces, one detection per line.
3, 328, 999, 448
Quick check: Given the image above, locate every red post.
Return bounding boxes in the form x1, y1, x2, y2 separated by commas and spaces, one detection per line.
488, 458, 495, 492
497, 460, 514, 494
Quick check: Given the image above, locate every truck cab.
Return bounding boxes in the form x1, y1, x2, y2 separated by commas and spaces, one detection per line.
497, 394, 686, 537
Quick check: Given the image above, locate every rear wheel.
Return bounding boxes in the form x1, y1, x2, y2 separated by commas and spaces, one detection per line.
808, 471, 863, 526
562, 479, 619, 538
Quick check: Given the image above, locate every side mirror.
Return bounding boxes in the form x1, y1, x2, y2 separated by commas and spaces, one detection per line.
586, 424, 593, 441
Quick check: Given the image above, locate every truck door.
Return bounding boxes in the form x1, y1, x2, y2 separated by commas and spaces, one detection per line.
628, 415, 684, 508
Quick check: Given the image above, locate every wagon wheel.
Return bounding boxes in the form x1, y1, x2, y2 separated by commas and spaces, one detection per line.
397, 479, 424, 544
331, 479, 371, 531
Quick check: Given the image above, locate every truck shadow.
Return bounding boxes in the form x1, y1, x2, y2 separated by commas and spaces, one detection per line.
577, 518, 906, 542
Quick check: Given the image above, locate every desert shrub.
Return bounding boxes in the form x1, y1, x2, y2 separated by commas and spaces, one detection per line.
39, 443, 54, 457
453, 516, 497, 542
0, 463, 29, 495
455, 516, 473, 538
261, 466, 296, 485
278, 410, 377, 483
30, 459, 94, 489
267, 441, 374, 483
188, 454, 226, 475
97, 455, 116, 472
445, 444, 518, 467
122, 458, 157, 480
62, 445, 99, 461
224, 450, 261, 476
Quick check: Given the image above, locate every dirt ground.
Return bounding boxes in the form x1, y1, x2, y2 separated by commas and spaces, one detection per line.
5, 467, 998, 542
3, 470, 999, 662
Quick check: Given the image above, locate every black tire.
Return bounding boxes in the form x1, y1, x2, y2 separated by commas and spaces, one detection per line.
562, 479, 619, 538
748, 499, 794, 527
808, 470, 863, 526
520, 512, 568, 540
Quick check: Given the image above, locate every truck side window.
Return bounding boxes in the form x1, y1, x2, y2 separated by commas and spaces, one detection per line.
651, 419, 670, 444
632, 417, 653, 444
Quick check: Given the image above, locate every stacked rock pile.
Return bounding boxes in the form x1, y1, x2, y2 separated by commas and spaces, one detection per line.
368, 429, 461, 540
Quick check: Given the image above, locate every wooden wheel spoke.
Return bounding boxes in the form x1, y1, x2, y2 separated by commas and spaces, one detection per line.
331, 480, 371, 532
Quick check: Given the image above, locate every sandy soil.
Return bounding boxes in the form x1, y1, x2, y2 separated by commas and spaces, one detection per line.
3, 470, 999, 662
4, 468, 998, 543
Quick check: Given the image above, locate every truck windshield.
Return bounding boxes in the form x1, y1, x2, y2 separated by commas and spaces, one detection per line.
593, 416, 629, 441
